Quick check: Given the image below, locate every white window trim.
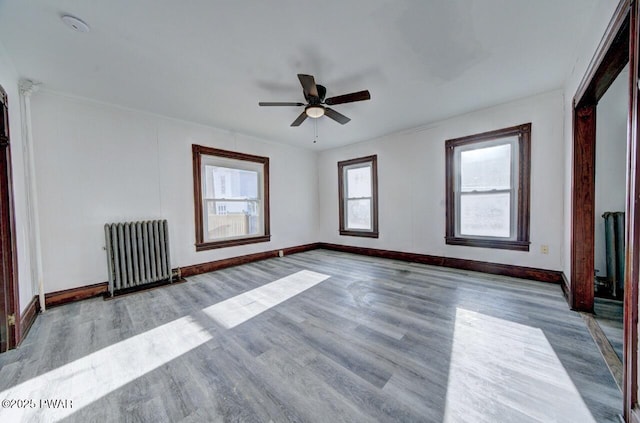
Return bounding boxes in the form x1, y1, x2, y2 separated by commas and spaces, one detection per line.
453, 137, 519, 240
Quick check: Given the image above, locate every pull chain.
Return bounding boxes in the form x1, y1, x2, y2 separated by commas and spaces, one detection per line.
313, 119, 318, 144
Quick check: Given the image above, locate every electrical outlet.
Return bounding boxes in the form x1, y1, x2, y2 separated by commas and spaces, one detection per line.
541, 245, 549, 254
278, 250, 284, 258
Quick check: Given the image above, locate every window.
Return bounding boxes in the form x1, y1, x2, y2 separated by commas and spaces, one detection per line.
192, 145, 270, 251
338, 155, 378, 238
445, 123, 530, 251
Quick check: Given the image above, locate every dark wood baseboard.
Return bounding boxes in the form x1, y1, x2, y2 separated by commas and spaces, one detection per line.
280, 243, 322, 256
41, 244, 320, 308
45, 282, 109, 308
318, 243, 563, 284
19, 295, 39, 343
180, 243, 320, 277
40, 241, 565, 309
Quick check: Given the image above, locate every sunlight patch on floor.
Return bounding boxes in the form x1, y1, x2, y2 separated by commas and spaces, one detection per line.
0, 269, 330, 422
0, 314, 212, 422
203, 269, 330, 329
443, 308, 596, 423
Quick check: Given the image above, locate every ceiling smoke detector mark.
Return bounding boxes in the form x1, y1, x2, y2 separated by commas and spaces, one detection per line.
61, 15, 90, 33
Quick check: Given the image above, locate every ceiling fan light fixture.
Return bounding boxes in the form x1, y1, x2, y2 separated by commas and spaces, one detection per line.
305, 105, 325, 118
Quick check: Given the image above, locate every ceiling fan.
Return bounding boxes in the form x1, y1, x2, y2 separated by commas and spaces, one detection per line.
259, 74, 371, 126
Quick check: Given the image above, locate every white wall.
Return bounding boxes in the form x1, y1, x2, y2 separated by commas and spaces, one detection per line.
20, 0, 626, 293
29, 91, 318, 293
318, 90, 564, 270
0, 42, 35, 313
563, 0, 623, 280
595, 65, 628, 277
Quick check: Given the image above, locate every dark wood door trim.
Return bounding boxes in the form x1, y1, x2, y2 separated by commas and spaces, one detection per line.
575, 0, 632, 108
570, 1, 630, 311
570, 0, 631, 313
625, 2, 640, 419
570, 1, 638, 419
0, 87, 5, 353
571, 104, 596, 312
0, 85, 20, 352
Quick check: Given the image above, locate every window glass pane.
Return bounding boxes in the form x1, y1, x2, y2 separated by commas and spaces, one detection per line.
347, 166, 372, 198
204, 166, 258, 199
460, 193, 510, 237
205, 200, 261, 240
347, 199, 372, 230
203, 164, 261, 242
461, 142, 512, 192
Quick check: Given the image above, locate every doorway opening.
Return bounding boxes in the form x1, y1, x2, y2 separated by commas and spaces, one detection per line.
570, 0, 640, 419
592, 64, 628, 391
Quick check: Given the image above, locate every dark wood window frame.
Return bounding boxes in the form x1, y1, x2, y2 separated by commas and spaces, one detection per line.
192, 144, 270, 251
445, 123, 531, 251
338, 155, 379, 238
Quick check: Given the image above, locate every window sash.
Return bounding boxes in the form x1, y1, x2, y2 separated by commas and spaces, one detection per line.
457, 192, 512, 238
201, 162, 264, 243
202, 199, 262, 238
344, 163, 373, 231
345, 197, 373, 231
453, 138, 519, 240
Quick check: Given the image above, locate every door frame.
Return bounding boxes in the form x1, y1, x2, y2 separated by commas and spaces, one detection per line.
0, 84, 20, 352
571, 0, 630, 313
626, 2, 640, 419
570, 0, 640, 420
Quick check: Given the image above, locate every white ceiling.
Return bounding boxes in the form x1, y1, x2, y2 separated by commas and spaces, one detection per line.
0, 0, 598, 150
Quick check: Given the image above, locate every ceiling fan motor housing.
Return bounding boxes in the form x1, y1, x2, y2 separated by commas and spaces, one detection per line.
305, 84, 326, 104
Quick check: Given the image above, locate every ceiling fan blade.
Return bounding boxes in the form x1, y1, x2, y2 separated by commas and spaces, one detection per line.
298, 74, 319, 98
324, 107, 351, 125
325, 90, 371, 105
259, 102, 305, 106
290, 111, 308, 127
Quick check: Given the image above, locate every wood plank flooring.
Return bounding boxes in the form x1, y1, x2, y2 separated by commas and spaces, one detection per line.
0, 250, 622, 422
594, 298, 624, 361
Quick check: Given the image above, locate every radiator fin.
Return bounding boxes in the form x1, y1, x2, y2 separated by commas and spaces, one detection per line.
105, 220, 173, 295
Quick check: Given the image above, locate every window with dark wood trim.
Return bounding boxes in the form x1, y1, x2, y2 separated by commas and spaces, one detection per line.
338, 155, 378, 238
192, 145, 270, 251
445, 123, 531, 251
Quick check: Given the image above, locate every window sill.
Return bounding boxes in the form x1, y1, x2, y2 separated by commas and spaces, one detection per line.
340, 230, 379, 238
445, 236, 530, 251
196, 235, 271, 251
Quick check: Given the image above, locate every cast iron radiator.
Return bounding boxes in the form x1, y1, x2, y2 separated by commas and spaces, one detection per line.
105, 220, 173, 296
602, 211, 625, 298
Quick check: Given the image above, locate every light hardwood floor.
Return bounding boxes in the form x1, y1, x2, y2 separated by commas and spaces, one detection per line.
0, 250, 622, 422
